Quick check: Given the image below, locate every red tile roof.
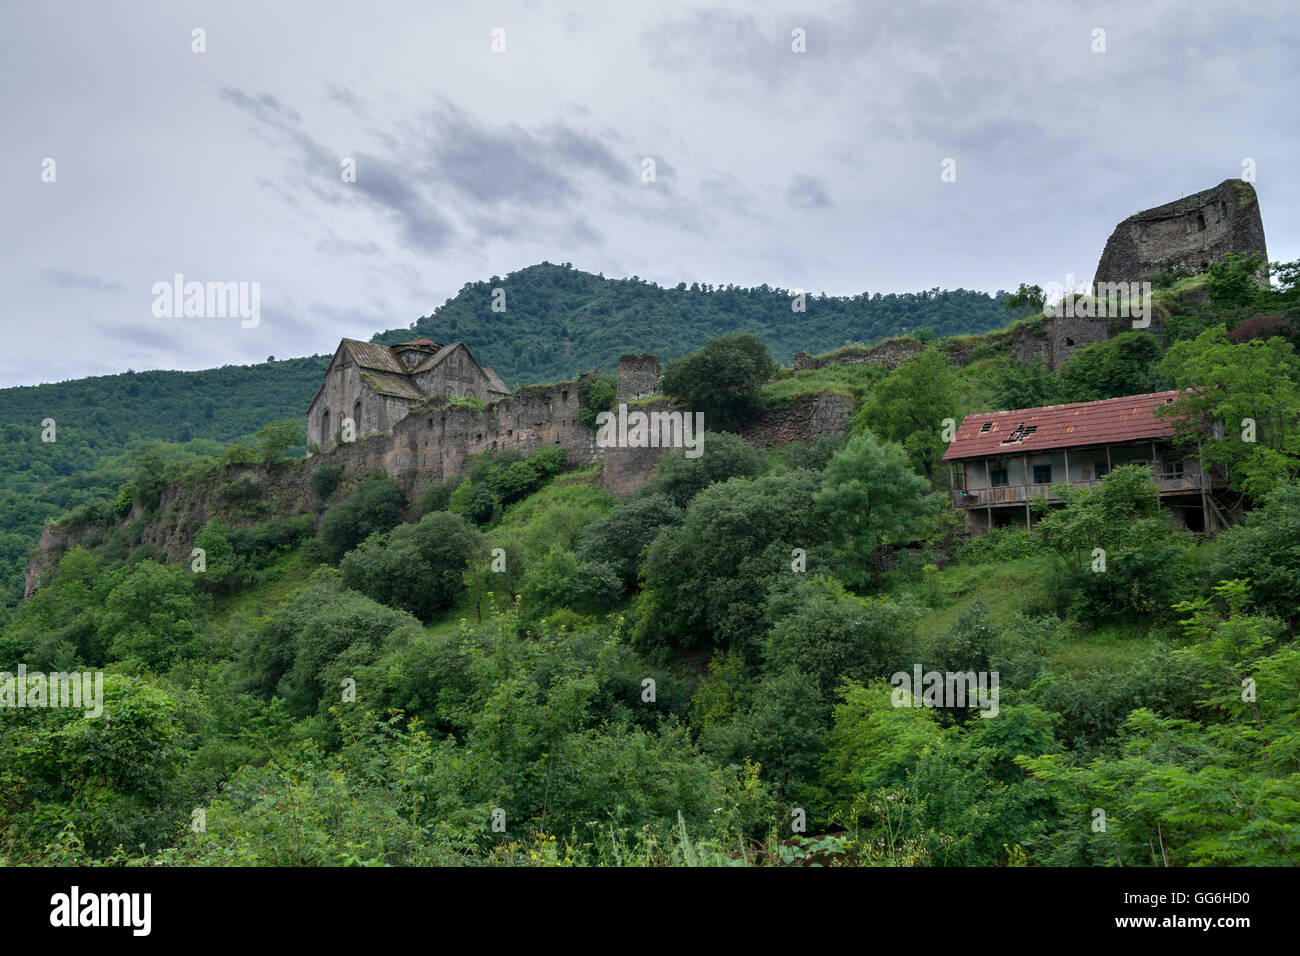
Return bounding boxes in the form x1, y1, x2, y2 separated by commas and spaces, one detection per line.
942, 390, 1186, 461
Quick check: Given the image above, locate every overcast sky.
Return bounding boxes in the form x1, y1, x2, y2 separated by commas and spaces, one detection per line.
2, 0, 1296, 387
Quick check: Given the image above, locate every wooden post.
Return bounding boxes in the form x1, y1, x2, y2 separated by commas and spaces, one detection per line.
1105, 445, 1112, 474
1022, 453, 1030, 530
1198, 439, 1210, 534
1152, 440, 1160, 510
985, 458, 993, 531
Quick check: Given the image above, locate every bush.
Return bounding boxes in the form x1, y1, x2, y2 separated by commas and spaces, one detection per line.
576, 493, 684, 590
639, 431, 766, 507
318, 474, 406, 562
340, 511, 483, 621
659, 333, 776, 429
310, 464, 343, 499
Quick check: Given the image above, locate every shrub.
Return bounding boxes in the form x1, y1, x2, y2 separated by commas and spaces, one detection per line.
340, 511, 483, 621
318, 474, 406, 562
310, 464, 343, 499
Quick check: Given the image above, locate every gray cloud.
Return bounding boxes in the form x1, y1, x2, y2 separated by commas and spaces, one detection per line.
0, 0, 1296, 387
44, 270, 125, 293
785, 175, 831, 209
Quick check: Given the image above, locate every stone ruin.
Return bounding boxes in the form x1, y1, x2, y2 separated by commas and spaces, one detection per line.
615, 354, 661, 402
1093, 178, 1267, 288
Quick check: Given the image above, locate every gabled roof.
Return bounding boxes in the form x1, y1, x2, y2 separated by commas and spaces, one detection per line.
481, 367, 510, 394
340, 338, 407, 374
411, 341, 463, 374
359, 370, 426, 401
395, 338, 441, 349
942, 390, 1186, 461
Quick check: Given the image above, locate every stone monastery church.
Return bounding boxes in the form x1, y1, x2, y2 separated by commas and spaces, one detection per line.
308, 337, 510, 452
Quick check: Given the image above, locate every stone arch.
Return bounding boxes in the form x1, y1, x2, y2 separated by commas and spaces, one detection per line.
1196, 212, 1206, 232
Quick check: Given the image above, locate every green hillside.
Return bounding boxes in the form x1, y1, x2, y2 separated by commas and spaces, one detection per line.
0, 265, 1014, 607
373, 262, 1012, 386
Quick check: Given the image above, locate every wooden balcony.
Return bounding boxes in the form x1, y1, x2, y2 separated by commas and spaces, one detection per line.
952, 472, 1208, 509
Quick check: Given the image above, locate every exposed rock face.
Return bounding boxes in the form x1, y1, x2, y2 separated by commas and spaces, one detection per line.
23, 525, 74, 599
1094, 179, 1267, 287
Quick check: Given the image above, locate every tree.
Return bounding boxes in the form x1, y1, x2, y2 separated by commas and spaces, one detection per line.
659, 333, 776, 429
987, 357, 1056, 411
340, 511, 484, 621
576, 493, 683, 591
636, 471, 825, 651
240, 569, 420, 715
813, 431, 938, 587
520, 547, 621, 619
1056, 331, 1170, 402
852, 347, 961, 483
1034, 465, 1193, 620
1003, 282, 1045, 320
96, 561, 204, 669
639, 431, 766, 507
1158, 324, 1300, 498
1206, 482, 1300, 624
318, 474, 407, 562
254, 419, 301, 469
763, 576, 913, 696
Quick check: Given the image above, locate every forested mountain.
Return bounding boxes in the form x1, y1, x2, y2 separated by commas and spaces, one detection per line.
374, 262, 1011, 386
0, 266, 1012, 606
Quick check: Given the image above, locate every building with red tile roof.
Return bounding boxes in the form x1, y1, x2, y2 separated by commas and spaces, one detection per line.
943, 390, 1229, 535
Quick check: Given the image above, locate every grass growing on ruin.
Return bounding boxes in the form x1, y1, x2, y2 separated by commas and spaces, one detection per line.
760, 362, 883, 405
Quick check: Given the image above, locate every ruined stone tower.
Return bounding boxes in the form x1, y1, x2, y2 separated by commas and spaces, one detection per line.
1093, 179, 1267, 288
616, 354, 660, 402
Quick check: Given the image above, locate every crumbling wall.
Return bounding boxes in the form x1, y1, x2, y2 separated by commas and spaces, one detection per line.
1094, 179, 1267, 287
616, 354, 661, 402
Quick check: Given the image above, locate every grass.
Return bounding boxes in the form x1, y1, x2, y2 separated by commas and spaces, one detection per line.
491, 464, 609, 535
760, 363, 882, 405
900, 555, 1053, 641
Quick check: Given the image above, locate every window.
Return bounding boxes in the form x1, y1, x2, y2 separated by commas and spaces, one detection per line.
1164, 459, 1185, 478
1033, 464, 1052, 484
990, 468, 1009, 487
1096, 461, 1109, 478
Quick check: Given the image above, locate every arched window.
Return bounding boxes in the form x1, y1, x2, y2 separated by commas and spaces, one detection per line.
353, 400, 362, 431
322, 408, 330, 440
1196, 212, 1206, 232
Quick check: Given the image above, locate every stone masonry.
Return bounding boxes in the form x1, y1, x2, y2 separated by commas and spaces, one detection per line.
1094, 179, 1267, 287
